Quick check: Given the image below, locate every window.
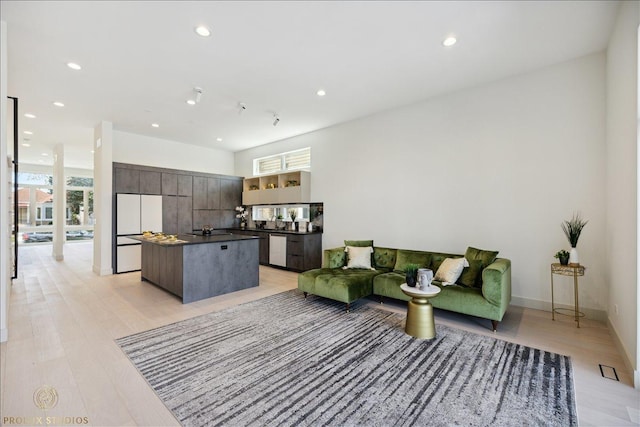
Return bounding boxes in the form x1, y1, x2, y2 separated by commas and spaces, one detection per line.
253, 147, 310, 175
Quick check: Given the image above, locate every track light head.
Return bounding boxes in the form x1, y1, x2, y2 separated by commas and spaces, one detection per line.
238, 102, 247, 114
273, 115, 280, 126
194, 87, 203, 103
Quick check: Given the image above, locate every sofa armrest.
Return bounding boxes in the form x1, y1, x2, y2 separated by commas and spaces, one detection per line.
481, 258, 511, 308
322, 247, 346, 268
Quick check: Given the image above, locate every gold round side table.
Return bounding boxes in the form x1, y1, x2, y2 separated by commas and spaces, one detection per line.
550, 263, 586, 328
400, 283, 441, 339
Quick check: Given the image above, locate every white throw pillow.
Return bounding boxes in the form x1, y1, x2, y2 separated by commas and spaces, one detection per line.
343, 246, 374, 270
434, 257, 469, 286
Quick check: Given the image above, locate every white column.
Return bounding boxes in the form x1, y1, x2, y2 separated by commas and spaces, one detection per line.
52, 144, 65, 261
29, 188, 36, 225
92, 121, 113, 275
1, 20, 10, 343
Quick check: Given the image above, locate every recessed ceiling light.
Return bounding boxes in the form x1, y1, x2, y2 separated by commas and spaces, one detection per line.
151, 123, 159, 128
186, 99, 196, 106
23, 130, 33, 135
38, 159, 44, 163
24, 113, 36, 118
216, 137, 222, 142
67, 62, 82, 70
442, 36, 457, 47
195, 26, 211, 37
316, 89, 326, 97
53, 101, 65, 107
41, 153, 48, 156
21, 143, 30, 147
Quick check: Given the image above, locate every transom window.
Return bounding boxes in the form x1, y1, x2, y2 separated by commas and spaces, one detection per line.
253, 147, 311, 175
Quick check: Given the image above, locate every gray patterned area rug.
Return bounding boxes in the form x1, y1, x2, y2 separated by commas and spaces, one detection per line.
116, 290, 577, 427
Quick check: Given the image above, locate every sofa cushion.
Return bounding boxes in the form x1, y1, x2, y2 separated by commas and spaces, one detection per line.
325, 247, 347, 268
373, 247, 397, 270
344, 246, 374, 269
434, 258, 468, 285
457, 259, 484, 288
393, 250, 431, 273
465, 246, 499, 286
315, 269, 380, 303
372, 272, 411, 301
345, 240, 375, 267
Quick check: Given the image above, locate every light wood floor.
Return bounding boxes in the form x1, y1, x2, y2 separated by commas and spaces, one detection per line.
1, 242, 638, 426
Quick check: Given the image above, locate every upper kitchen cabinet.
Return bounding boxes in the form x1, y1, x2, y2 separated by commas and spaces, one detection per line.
140, 171, 162, 195
242, 171, 310, 205
193, 176, 208, 209
207, 178, 221, 209
177, 175, 193, 196
162, 173, 178, 195
221, 179, 242, 209
114, 167, 140, 194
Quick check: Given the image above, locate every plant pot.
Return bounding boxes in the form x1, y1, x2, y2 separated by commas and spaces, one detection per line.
406, 275, 417, 287
559, 254, 569, 266
569, 247, 579, 266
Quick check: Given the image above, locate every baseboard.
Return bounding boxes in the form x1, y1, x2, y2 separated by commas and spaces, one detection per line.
0, 327, 7, 343
511, 295, 607, 323
606, 317, 637, 389
92, 265, 113, 276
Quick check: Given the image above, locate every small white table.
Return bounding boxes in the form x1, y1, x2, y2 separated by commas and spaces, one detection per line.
400, 283, 441, 339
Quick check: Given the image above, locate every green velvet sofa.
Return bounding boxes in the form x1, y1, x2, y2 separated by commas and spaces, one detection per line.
297, 245, 511, 331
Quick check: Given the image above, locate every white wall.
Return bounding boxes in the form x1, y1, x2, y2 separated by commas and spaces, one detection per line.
0, 20, 9, 343
236, 53, 608, 317
606, 0, 639, 387
113, 131, 235, 176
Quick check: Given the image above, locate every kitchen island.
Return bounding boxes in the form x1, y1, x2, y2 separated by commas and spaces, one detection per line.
132, 233, 259, 303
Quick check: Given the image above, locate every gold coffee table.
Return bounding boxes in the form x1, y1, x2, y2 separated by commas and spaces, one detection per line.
400, 283, 441, 339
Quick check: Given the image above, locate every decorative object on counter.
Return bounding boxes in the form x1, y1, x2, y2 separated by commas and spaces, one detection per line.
267, 183, 277, 189
554, 250, 570, 266
276, 215, 284, 230
236, 206, 248, 229
405, 263, 419, 287
249, 184, 259, 191
418, 268, 434, 290
202, 225, 213, 235
289, 209, 297, 231
286, 180, 299, 187
561, 212, 587, 266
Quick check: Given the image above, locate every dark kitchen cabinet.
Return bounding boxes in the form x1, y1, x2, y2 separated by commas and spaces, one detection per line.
177, 197, 193, 234
221, 179, 242, 209
207, 178, 221, 209
162, 173, 178, 195
140, 171, 162, 195
178, 175, 193, 196
193, 176, 208, 209
114, 168, 140, 193
286, 233, 322, 272
232, 230, 270, 265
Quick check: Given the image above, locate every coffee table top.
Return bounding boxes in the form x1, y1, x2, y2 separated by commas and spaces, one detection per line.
400, 283, 441, 298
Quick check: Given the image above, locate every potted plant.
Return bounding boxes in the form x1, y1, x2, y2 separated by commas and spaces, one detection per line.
554, 250, 570, 266
561, 212, 588, 265
235, 206, 248, 228
288, 209, 297, 231
405, 263, 419, 287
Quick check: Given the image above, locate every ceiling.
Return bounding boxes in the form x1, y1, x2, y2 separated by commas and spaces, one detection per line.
2, 1, 620, 170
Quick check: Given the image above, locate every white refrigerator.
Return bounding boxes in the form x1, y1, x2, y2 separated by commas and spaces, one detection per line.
115, 194, 163, 273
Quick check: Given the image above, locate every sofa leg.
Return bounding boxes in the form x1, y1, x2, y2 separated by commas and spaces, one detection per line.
346, 303, 350, 313
303, 292, 308, 299
491, 320, 498, 332
379, 296, 384, 304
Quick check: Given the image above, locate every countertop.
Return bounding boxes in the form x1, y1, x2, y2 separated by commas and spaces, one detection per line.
225, 227, 323, 235
131, 233, 259, 246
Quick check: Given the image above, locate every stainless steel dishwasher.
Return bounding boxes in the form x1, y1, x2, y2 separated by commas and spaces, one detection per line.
269, 234, 287, 267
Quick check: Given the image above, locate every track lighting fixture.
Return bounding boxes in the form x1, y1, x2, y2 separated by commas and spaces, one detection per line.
194, 87, 203, 103
238, 102, 247, 114
273, 114, 280, 126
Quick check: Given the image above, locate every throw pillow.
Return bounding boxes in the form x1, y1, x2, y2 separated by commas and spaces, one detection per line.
326, 247, 347, 268
434, 257, 469, 285
457, 259, 483, 287
465, 246, 499, 286
343, 246, 374, 270
345, 240, 375, 267
393, 250, 431, 273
